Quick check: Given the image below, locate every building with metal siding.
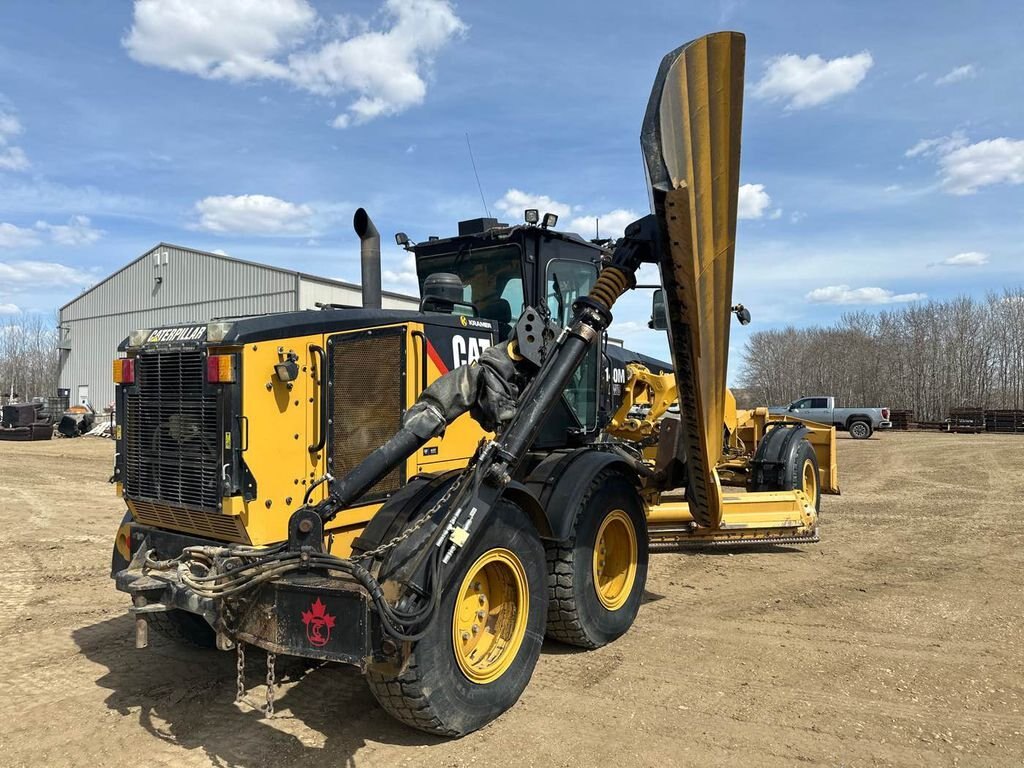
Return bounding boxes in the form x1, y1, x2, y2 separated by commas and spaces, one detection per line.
58, 243, 418, 409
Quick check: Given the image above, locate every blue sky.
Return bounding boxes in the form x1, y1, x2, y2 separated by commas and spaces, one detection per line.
1, 0, 1022, 376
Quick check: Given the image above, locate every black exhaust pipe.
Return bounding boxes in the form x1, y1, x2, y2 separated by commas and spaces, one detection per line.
353, 207, 382, 310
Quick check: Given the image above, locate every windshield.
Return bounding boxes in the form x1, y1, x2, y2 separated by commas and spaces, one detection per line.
417, 244, 524, 334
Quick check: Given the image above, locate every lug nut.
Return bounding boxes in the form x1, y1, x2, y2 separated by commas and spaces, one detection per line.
461, 631, 470, 641
478, 595, 486, 605
476, 610, 485, 619
473, 582, 481, 591
471, 624, 479, 634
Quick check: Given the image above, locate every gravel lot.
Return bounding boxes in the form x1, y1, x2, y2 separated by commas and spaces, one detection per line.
0, 431, 1021, 767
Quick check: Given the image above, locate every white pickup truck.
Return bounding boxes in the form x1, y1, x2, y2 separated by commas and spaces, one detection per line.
769, 396, 891, 439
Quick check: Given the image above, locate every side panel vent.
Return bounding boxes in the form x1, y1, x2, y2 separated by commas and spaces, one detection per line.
328, 327, 406, 502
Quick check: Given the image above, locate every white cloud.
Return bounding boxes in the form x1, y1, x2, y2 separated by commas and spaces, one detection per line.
805, 285, 927, 305
753, 51, 873, 109
0, 222, 41, 249
0, 303, 20, 315
0, 216, 104, 249
0, 109, 29, 171
382, 253, 419, 289
289, 0, 466, 127
907, 132, 1024, 194
905, 131, 967, 158
935, 64, 976, 86
568, 209, 639, 240
940, 138, 1024, 195
34, 215, 103, 246
494, 189, 640, 239
940, 251, 989, 267
124, 0, 465, 127
123, 0, 314, 81
494, 189, 573, 220
193, 194, 315, 234
738, 183, 772, 219
0, 260, 95, 288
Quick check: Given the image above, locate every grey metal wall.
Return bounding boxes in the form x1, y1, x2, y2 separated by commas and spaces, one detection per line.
59, 245, 298, 409
298, 276, 419, 311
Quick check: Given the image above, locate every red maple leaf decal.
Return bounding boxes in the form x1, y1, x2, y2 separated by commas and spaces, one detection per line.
301, 597, 336, 647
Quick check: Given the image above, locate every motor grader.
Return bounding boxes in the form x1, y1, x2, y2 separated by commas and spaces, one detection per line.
110, 31, 833, 736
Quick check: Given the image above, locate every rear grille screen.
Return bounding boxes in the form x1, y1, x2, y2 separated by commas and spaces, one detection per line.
329, 329, 405, 502
123, 351, 221, 510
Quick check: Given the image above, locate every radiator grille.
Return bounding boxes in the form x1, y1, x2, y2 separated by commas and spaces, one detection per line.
123, 351, 222, 512
330, 330, 405, 501
131, 500, 250, 544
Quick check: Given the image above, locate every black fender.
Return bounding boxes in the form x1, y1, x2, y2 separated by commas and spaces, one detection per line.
351, 471, 461, 556
355, 472, 551, 557
746, 422, 809, 491
524, 448, 639, 542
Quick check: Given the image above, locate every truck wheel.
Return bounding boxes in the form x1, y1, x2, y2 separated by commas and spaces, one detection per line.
545, 469, 649, 649
848, 420, 872, 439
366, 499, 547, 737
147, 610, 217, 649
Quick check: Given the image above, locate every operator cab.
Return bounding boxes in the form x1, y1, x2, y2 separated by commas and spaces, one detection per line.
404, 212, 606, 442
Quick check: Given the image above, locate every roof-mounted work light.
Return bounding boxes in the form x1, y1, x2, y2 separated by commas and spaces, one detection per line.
524, 209, 539, 225
541, 212, 558, 229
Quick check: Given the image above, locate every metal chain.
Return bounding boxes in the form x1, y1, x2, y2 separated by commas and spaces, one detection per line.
264, 652, 276, 717
357, 471, 467, 561
235, 641, 245, 702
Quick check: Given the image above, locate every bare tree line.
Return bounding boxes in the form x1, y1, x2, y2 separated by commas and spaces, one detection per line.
738, 289, 1024, 421
0, 313, 59, 402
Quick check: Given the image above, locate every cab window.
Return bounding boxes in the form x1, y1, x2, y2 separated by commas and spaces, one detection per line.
546, 259, 599, 429
418, 244, 524, 336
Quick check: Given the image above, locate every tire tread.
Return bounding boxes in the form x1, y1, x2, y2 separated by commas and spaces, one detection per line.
543, 468, 623, 649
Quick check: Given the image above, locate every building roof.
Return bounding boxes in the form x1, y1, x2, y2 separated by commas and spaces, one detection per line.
60, 241, 415, 311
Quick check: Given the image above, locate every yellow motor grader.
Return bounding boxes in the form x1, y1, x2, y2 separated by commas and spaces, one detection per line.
110, 31, 835, 736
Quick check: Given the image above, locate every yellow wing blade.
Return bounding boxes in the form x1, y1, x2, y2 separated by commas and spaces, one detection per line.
641, 31, 745, 528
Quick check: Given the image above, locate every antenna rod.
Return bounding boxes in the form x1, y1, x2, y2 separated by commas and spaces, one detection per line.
465, 133, 491, 218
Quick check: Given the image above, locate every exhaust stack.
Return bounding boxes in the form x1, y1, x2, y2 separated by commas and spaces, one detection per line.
353, 207, 382, 309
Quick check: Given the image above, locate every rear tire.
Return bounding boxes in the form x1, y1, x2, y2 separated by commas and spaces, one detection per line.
148, 610, 217, 649
545, 469, 649, 649
848, 419, 872, 439
366, 499, 547, 737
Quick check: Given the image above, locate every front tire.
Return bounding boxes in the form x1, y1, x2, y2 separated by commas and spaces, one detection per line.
366, 499, 547, 737
545, 469, 649, 649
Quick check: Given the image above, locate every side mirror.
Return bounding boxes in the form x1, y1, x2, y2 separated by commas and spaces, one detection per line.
649, 289, 668, 330
731, 303, 751, 325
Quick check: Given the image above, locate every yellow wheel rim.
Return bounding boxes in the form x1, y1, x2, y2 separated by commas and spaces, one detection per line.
452, 548, 529, 685
802, 459, 818, 502
592, 510, 638, 611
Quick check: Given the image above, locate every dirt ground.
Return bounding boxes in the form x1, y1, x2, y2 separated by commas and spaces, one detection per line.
0, 432, 1022, 767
